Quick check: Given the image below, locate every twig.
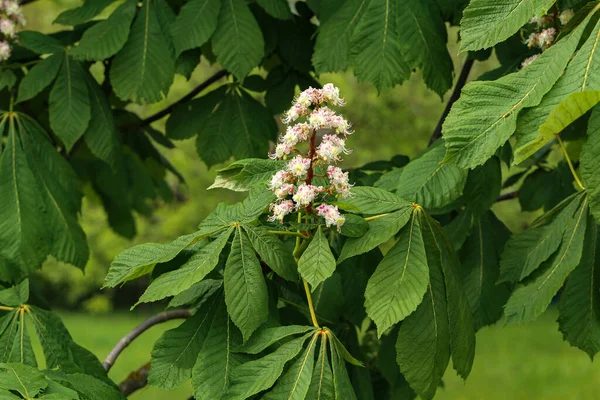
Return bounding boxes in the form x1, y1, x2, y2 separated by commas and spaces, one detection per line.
20, 0, 38, 5
118, 362, 150, 397
132, 69, 229, 130
103, 309, 192, 372
496, 191, 519, 202
429, 59, 475, 146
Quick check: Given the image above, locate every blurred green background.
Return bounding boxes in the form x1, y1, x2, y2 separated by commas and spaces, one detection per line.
22, 1, 600, 399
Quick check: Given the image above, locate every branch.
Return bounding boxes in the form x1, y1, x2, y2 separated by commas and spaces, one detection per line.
132, 69, 229, 130
103, 309, 192, 372
429, 58, 475, 146
20, 0, 38, 5
496, 191, 518, 202
118, 362, 150, 397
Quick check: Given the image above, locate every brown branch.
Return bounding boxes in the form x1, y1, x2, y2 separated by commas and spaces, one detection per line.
132, 69, 229, 130
429, 58, 475, 146
118, 362, 151, 397
496, 191, 518, 202
103, 309, 192, 372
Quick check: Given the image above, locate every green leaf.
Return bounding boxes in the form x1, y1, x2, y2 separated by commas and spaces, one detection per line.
505, 197, 589, 324
329, 332, 363, 367
192, 299, 243, 398
460, 212, 512, 330
110, 0, 175, 103
395, 141, 467, 209
350, 0, 410, 92
330, 338, 357, 400
0, 363, 47, 399
54, 0, 115, 25
558, 215, 600, 359
236, 325, 316, 354
171, 0, 220, 56
0, 280, 29, 306
396, 217, 450, 399
336, 186, 412, 214
298, 227, 337, 291
396, 0, 453, 96
17, 31, 64, 54
462, 157, 502, 216
499, 193, 584, 283
224, 228, 269, 341
223, 333, 313, 399
209, 158, 287, 191
365, 211, 429, 336
339, 214, 369, 238
263, 333, 318, 399
136, 228, 233, 305
212, 0, 264, 80
515, 16, 600, 163
70, 0, 137, 61
65, 373, 125, 400
49, 55, 91, 151
582, 106, 600, 223
256, 0, 293, 19
104, 231, 204, 288
459, 0, 556, 52
443, 21, 588, 169
0, 310, 36, 367
166, 87, 223, 140
444, 209, 474, 250
175, 49, 202, 79
17, 53, 63, 103
0, 69, 16, 91
168, 279, 222, 308
243, 225, 297, 281
149, 293, 221, 389
306, 335, 334, 400
338, 206, 413, 264
195, 88, 275, 167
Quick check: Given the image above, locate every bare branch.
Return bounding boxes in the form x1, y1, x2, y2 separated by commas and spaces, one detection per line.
118, 362, 150, 396
496, 191, 519, 202
103, 309, 192, 372
429, 59, 475, 146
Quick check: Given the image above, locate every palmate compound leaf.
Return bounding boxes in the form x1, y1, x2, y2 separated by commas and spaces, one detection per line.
364, 208, 430, 337
558, 214, 600, 359
224, 227, 269, 341
514, 12, 600, 163
171, 0, 220, 56
459, 0, 556, 52
298, 227, 337, 291
0, 308, 37, 367
350, 0, 410, 92
582, 105, 600, 223
504, 195, 589, 324
336, 186, 412, 215
459, 212, 512, 330
306, 334, 335, 400
337, 205, 413, 264
442, 14, 591, 169
243, 225, 297, 281
312, 0, 369, 74
498, 192, 585, 284
110, 0, 175, 104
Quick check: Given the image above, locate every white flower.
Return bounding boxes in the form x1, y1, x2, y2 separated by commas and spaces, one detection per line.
3, 1, 21, 17
559, 9, 574, 26
275, 183, 295, 199
524, 32, 539, 48
268, 200, 295, 223
292, 183, 322, 207
327, 165, 352, 198
282, 104, 308, 125
529, 14, 553, 28
321, 83, 345, 106
269, 143, 292, 160
316, 135, 350, 163
0, 40, 10, 61
287, 155, 311, 178
316, 204, 345, 231
0, 18, 15, 38
269, 170, 291, 190
308, 107, 329, 129
521, 54, 540, 69
538, 28, 556, 48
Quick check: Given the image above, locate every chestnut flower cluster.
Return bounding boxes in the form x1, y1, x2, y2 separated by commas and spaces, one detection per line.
267, 84, 353, 231
521, 9, 574, 69
0, 1, 25, 62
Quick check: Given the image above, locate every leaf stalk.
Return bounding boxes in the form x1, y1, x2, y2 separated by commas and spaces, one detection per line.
556, 135, 585, 191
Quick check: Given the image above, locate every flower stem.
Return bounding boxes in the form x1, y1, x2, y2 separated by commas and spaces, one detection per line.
556, 135, 585, 191
0, 306, 14, 311
302, 279, 320, 328
267, 230, 309, 239
364, 213, 390, 222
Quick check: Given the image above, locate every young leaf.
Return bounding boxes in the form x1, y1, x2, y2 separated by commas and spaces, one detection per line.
505, 197, 589, 324
212, 0, 264, 80
16, 53, 63, 103
54, 0, 115, 25
365, 211, 429, 337
443, 19, 589, 169
396, 0, 453, 96
298, 227, 337, 290
337, 186, 412, 214
307, 335, 335, 399
224, 228, 269, 341
459, 0, 556, 52
171, 0, 220, 56
329, 331, 363, 367
558, 215, 600, 359
110, 0, 175, 103
70, 0, 138, 61
135, 228, 233, 305
312, 0, 368, 73
149, 294, 221, 389
243, 225, 297, 281
515, 16, 600, 163
499, 193, 584, 283
337, 206, 413, 264
350, 0, 410, 92
48, 55, 91, 151
582, 106, 600, 223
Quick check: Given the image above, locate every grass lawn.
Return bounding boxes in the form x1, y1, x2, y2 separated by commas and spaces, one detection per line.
58, 308, 600, 400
